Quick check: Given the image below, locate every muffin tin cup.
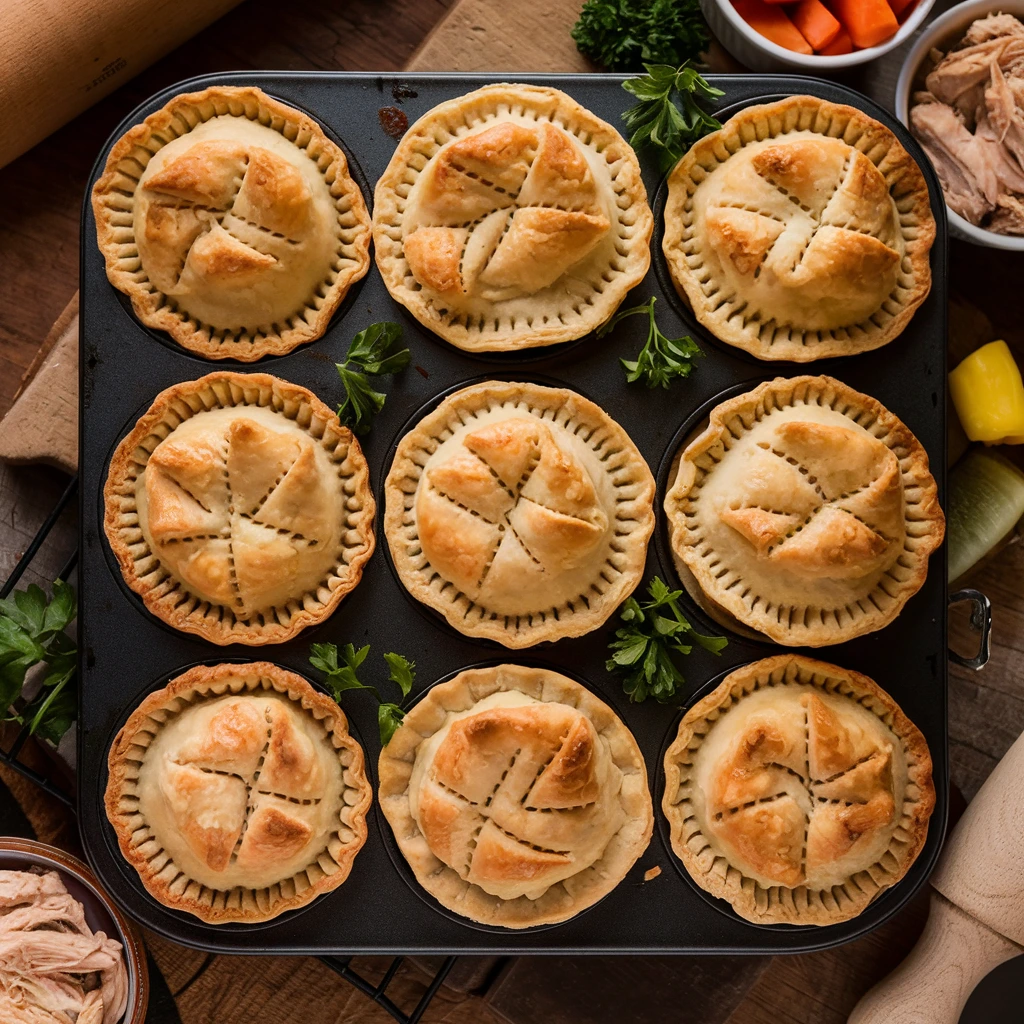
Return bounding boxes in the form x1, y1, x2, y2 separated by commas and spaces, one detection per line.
78, 71, 948, 954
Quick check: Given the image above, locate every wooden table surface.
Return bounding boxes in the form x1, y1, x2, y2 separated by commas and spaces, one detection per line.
1, 1, 1023, 1022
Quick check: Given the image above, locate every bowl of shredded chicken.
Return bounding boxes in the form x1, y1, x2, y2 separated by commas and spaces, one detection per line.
0, 839, 146, 1024
898, 3, 1024, 247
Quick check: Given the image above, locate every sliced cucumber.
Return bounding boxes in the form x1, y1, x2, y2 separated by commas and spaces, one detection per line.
948, 450, 1024, 584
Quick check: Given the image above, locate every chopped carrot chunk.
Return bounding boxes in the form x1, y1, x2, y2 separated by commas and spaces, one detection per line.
733, 0, 814, 54
829, 0, 898, 49
817, 28, 853, 55
888, 0, 918, 20
792, 0, 841, 52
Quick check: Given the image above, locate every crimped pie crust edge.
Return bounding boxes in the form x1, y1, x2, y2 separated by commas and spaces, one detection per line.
92, 85, 372, 361
383, 380, 656, 648
378, 664, 654, 928
105, 661, 372, 924
372, 83, 654, 352
103, 371, 376, 646
664, 375, 945, 646
662, 654, 935, 926
662, 95, 936, 362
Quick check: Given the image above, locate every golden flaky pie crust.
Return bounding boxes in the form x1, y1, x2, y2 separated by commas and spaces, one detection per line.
384, 380, 655, 648
103, 372, 375, 646
378, 664, 653, 928
665, 376, 944, 647
105, 662, 372, 924
92, 86, 371, 361
663, 96, 935, 362
372, 84, 653, 352
663, 654, 935, 926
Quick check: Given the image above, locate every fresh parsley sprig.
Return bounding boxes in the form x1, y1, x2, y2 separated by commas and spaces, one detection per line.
607, 576, 727, 702
622, 63, 723, 170
572, 0, 710, 72
335, 322, 411, 436
309, 642, 415, 744
598, 296, 702, 388
0, 579, 78, 744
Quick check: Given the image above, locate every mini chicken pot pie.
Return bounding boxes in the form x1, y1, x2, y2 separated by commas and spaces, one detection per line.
106, 662, 371, 924
104, 372, 375, 645
665, 376, 944, 647
663, 654, 935, 926
384, 381, 655, 647
92, 85, 371, 360
663, 96, 936, 362
373, 84, 653, 352
379, 664, 652, 928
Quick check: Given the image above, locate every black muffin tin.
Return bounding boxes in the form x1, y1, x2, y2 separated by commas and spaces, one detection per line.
78, 72, 948, 955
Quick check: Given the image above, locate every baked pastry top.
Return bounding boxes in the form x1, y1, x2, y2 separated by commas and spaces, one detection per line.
665, 376, 944, 646
92, 86, 371, 360
373, 84, 653, 352
378, 664, 652, 928
384, 381, 655, 647
105, 662, 371, 924
104, 372, 375, 645
663, 654, 935, 926
663, 96, 935, 362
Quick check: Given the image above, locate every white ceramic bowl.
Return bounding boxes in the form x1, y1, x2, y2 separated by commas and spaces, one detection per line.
896, 0, 1024, 250
702, 0, 936, 72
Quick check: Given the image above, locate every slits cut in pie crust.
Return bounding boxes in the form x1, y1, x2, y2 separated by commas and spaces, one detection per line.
104, 372, 375, 645
663, 96, 936, 362
92, 86, 371, 360
379, 664, 653, 928
372, 84, 654, 352
664, 376, 944, 646
105, 662, 372, 924
384, 381, 655, 647
662, 654, 935, 926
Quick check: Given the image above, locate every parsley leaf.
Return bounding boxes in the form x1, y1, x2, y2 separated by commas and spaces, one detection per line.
597, 296, 702, 388
572, 0, 710, 72
378, 703, 406, 746
606, 576, 727, 702
309, 643, 417, 746
335, 322, 411, 436
621, 62, 723, 170
383, 652, 415, 701
0, 579, 78, 743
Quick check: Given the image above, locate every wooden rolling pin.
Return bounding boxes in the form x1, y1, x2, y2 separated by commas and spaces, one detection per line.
849, 730, 1024, 1023
0, 0, 244, 169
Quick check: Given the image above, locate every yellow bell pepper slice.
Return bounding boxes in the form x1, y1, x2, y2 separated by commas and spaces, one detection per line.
949, 340, 1024, 445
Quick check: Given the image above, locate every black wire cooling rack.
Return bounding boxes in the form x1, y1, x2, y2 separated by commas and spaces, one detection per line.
0, 472, 457, 1024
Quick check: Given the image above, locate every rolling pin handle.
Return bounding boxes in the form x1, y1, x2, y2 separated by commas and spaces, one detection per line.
848, 891, 1021, 1024
948, 589, 992, 671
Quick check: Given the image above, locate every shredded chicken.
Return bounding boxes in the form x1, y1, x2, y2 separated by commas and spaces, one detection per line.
912, 13, 1024, 233
0, 870, 128, 1024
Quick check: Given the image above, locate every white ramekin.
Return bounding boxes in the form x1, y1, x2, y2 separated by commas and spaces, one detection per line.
896, 0, 1024, 250
702, 0, 936, 73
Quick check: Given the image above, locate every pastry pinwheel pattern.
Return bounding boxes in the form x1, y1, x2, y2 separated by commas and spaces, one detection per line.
708, 692, 896, 888
144, 417, 337, 618
402, 122, 611, 302
417, 418, 609, 610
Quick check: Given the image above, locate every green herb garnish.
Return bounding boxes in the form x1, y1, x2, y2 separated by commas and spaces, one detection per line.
0, 579, 77, 744
309, 642, 416, 745
598, 296, 702, 388
621, 62, 723, 170
607, 576, 727, 702
335, 322, 411, 436
572, 0, 710, 72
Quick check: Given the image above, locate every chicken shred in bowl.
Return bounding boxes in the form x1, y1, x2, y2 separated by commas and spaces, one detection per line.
0, 869, 128, 1024
910, 12, 1024, 233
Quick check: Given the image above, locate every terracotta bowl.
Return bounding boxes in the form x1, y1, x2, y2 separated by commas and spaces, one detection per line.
0, 836, 149, 1023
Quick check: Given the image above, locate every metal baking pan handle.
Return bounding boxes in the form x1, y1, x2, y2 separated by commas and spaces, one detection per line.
948, 589, 993, 671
